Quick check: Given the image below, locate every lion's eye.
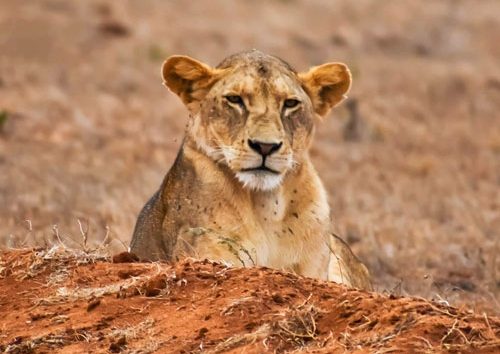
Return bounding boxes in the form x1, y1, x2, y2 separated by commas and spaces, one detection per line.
225, 95, 244, 106
284, 99, 300, 109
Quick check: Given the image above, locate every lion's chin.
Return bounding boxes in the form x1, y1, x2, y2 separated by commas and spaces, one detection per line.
235, 170, 284, 191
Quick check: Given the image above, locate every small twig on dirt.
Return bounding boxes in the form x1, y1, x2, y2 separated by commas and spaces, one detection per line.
277, 309, 317, 340
2, 331, 77, 352
274, 304, 319, 347
317, 331, 334, 348
455, 328, 471, 345
16, 219, 35, 247
373, 347, 399, 354
52, 225, 67, 249
414, 296, 458, 318
113, 235, 129, 251
77, 218, 89, 252
429, 303, 458, 318
130, 303, 151, 313
51, 315, 69, 324
221, 296, 254, 316
99, 225, 111, 248
107, 318, 155, 342
440, 319, 470, 347
482, 312, 494, 337
25, 219, 33, 232
413, 335, 433, 349
341, 312, 415, 350
389, 279, 403, 297
298, 293, 313, 308
352, 315, 376, 332
262, 336, 270, 349
434, 293, 450, 307
209, 324, 272, 353
339, 331, 351, 349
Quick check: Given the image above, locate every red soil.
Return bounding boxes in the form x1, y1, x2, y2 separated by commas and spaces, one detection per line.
1, 248, 499, 353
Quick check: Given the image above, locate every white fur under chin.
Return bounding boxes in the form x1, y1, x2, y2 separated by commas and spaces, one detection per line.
236, 171, 284, 191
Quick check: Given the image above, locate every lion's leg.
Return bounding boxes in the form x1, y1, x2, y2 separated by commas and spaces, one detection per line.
173, 227, 257, 267
295, 248, 330, 280
130, 191, 169, 261
328, 234, 372, 290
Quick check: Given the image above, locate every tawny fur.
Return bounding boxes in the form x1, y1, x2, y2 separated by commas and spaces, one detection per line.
130, 50, 371, 290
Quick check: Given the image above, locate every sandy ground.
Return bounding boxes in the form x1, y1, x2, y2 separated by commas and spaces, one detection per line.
0, 0, 499, 323
1, 248, 499, 353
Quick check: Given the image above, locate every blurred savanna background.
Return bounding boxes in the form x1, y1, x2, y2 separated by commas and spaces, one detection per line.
0, 0, 499, 314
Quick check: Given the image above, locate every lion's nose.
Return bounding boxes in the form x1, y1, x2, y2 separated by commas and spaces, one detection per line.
248, 140, 282, 157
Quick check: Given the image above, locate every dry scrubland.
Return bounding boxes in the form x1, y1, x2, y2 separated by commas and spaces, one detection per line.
0, 0, 499, 325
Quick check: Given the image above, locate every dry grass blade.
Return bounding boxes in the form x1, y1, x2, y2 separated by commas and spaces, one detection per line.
275, 305, 319, 343
208, 324, 272, 353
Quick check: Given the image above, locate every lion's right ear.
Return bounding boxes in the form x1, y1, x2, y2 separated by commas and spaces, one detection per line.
162, 55, 221, 113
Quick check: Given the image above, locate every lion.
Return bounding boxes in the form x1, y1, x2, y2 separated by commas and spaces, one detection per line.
130, 50, 371, 290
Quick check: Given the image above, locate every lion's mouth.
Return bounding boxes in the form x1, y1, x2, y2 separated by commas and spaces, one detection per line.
240, 154, 282, 174
236, 162, 284, 191
241, 165, 280, 174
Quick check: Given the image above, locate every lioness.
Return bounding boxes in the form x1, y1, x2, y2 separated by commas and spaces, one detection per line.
130, 50, 371, 289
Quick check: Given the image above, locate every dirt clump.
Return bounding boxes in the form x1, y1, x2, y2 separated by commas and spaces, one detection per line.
0, 248, 498, 353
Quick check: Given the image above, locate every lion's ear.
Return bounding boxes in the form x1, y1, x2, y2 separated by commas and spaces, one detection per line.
299, 63, 351, 117
162, 55, 221, 113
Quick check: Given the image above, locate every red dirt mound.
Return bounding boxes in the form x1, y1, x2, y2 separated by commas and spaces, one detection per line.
1, 248, 499, 353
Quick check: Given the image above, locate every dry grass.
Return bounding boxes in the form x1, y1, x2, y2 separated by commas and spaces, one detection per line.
339, 312, 416, 351
212, 298, 322, 353
1, 245, 109, 283
209, 324, 272, 353
2, 315, 161, 354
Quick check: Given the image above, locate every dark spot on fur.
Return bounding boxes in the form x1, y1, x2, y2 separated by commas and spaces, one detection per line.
292, 212, 299, 218
258, 63, 269, 77
288, 227, 294, 235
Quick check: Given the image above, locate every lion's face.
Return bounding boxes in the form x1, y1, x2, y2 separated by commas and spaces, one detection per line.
194, 56, 317, 191
162, 50, 351, 191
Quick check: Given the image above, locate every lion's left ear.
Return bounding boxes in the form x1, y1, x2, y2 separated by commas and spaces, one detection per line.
299, 63, 351, 117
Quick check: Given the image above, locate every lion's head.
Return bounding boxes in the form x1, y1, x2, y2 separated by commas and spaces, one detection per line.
162, 50, 351, 191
